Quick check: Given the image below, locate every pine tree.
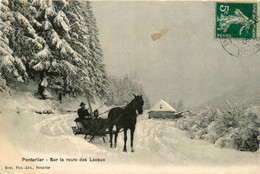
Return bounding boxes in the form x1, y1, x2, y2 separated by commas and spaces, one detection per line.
1, 0, 108, 104
28, 1, 93, 99
0, 0, 28, 83
55, 1, 109, 108
1, 0, 51, 97
82, 2, 108, 99
106, 75, 151, 109
60, 1, 94, 99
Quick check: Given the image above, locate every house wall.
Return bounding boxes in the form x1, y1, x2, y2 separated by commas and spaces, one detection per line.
148, 111, 176, 119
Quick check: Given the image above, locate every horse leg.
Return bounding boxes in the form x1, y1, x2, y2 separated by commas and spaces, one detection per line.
123, 129, 127, 152
114, 127, 119, 148
130, 128, 135, 152
102, 137, 106, 143
109, 126, 113, 148
89, 136, 95, 142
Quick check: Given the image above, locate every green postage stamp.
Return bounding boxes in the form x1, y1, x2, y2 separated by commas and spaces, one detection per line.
215, 2, 257, 39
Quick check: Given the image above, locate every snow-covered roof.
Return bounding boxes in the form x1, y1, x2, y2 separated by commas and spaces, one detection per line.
150, 99, 176, 112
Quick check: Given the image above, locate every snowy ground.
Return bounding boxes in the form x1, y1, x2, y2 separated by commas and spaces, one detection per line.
0, 93, 259, 174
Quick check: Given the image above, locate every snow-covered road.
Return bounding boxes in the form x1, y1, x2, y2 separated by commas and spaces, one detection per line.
32, 112, 259, 166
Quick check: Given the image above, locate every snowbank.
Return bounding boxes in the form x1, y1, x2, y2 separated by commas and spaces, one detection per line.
175, 106, 260, 152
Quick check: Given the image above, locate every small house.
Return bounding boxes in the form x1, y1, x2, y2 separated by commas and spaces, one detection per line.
148, 99, 177, 119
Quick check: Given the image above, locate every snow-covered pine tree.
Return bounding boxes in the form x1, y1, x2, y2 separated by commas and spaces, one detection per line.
105, 76, 119, 105
60, 1, 94, 99
9, 0, 56, 97
106, 75, 151, 109
1, 0, 52, 98
0, 0, 28, 83
53, 1, 109, 108
26, 1, 90, 100
1, 0, 108, 103
81, 1, 108, 99
130, 78, 151, 109
38, 1, 107, 103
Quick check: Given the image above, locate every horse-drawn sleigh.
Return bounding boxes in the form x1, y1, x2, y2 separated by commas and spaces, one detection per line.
71, 95, 144, 152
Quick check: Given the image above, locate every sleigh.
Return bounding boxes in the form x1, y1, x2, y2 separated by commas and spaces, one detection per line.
71, 118, 117, 143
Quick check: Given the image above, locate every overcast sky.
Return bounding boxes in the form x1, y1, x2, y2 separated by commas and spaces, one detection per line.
92, 1, 260, 108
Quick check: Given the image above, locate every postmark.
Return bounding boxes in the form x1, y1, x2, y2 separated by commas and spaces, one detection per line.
221, 37, 260, 57
215, 2, 257, 39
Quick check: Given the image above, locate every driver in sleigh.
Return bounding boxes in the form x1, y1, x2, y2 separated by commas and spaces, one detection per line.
74, 102, 92, 132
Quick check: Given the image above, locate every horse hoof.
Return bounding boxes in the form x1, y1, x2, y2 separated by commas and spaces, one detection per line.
131, 149, 135, 152
123, 149, 127, 152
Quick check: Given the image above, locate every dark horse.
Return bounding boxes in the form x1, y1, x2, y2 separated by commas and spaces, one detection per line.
108, 95, 144, 152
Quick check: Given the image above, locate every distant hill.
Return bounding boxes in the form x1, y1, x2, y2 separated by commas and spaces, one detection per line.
192, 82, 260, 112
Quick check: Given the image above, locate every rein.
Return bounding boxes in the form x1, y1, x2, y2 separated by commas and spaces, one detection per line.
98, 109, 110, 116
98, 103, 130, 116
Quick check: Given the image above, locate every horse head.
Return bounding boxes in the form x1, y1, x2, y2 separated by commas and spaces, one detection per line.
133, 94, 144, 115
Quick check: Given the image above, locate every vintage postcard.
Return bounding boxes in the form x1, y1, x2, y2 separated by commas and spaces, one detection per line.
0, 0, 260, 174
